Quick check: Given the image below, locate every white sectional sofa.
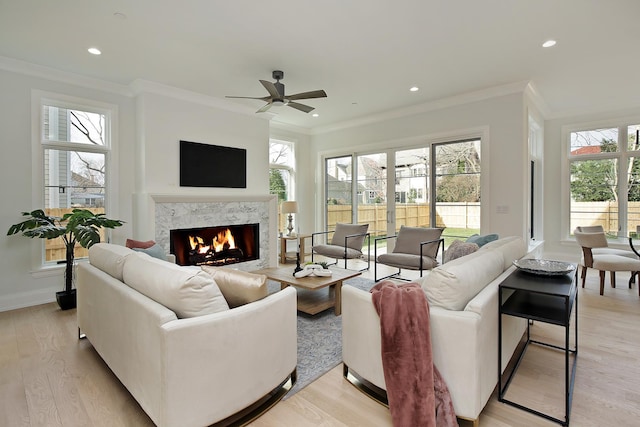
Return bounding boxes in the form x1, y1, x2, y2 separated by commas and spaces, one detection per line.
342, 236, 529, 426
77, 243, 297, 427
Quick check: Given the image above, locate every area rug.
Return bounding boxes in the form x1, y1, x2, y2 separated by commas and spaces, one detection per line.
266, 276, 377, 398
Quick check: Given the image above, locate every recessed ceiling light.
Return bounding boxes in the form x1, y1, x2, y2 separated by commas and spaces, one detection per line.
542, 40, 556, 48
312, 113, 319, 117
410, 86, 419, 92
88, 47, 101, 55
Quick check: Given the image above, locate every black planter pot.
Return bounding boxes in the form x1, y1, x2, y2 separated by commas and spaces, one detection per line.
56, 289, 77, 310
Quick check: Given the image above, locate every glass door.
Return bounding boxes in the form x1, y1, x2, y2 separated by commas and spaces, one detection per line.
325, 155, 353, 236
433, 139, 481, 241
355, 153, 387, 258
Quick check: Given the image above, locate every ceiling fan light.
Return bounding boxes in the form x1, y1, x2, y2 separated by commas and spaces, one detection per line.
271, 99, 288, 107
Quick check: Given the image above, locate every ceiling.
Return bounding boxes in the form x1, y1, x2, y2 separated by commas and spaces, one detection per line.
2, 0, 639, 132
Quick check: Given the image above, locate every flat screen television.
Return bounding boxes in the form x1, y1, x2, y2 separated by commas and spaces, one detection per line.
179, 140, 247, 188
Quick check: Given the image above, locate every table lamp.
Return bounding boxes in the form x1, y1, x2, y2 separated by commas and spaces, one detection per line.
281, 201, 298, 236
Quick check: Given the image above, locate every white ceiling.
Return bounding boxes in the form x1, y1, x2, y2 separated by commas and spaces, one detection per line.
2, 0, 639, 131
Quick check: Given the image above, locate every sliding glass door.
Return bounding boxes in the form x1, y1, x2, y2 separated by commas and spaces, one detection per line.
322, 137, 482, 251
433, 139, 481, 240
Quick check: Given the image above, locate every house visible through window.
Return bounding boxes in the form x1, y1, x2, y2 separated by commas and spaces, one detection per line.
41, 100, 111, 263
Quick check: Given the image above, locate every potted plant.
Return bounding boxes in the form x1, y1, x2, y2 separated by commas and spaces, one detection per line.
7, 208, 125, 310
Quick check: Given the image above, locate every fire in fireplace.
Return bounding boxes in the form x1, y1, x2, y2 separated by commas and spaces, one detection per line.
170, 224, 259, 267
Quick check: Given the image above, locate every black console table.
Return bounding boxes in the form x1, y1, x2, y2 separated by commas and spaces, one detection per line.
498, 267, 578, 426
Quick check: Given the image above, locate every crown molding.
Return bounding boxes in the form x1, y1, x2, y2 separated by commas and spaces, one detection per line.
0, 55, 133, 97
129, 79, 272, 120
524, 81, 551, 118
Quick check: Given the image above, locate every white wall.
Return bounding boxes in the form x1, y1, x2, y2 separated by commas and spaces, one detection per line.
306, 93, 528, 239
131, 91, 271, 239
0, 68, 136, 311
0, 68, 272, 311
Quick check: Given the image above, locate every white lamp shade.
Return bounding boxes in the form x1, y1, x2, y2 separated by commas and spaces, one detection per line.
281, 201, 298, 214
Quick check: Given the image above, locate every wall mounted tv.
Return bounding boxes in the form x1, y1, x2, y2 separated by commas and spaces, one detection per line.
179, 140, 247, 188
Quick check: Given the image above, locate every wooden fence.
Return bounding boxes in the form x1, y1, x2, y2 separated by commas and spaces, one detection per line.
44, 208, 105, 262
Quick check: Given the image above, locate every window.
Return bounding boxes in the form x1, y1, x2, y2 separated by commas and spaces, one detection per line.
567, 123, 640, 238
269, 139, 296, 233
269, 139, 295, 202
39, 97, 113, 264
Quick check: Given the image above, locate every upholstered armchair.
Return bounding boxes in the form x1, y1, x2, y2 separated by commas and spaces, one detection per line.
374, 226, 444, 282
311, 223, 370, 271
574, 228, 640, 295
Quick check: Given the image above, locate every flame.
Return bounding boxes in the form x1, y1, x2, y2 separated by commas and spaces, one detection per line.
213, 229, 236, 252
189, 229, 236, 254
188, 235, 211, 254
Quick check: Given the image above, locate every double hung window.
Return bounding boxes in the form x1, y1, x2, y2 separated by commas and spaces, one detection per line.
39, 97, 112, 263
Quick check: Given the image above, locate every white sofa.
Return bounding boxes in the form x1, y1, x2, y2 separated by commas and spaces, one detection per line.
342, 236, 529, 426
77, 243, 297, 427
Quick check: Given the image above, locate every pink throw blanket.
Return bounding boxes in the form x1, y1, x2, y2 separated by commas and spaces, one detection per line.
371, 280, 457, 427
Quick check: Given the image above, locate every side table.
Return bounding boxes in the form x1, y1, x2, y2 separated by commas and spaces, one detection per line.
279, 234, 312, 264
498, 267, 578, 426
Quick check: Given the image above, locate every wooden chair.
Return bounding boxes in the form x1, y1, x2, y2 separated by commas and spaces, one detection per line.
574, 229, 640, 295
374, 226, 444, 282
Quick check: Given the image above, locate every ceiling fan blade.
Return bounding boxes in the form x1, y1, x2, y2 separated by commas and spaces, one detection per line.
259, 80, 281, 99
226, 95, 271, 100
286, 90, 327, 101
287, 102, 314, 113
256, 102, 273, 113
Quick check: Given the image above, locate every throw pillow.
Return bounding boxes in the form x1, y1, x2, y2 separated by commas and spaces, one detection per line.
466, 233, 499, 247
201, 266, 268, 308
126, 238, 156, 249
132, 243, 166, 260
443, 240, 479, 263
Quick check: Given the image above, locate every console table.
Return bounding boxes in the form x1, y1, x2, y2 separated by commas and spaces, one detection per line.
498, 267, 578, 426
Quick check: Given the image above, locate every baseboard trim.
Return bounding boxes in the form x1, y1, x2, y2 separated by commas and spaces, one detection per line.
0, 287, 57, 312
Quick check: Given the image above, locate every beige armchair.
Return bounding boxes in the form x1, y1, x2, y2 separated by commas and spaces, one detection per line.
311, 223, 370, 271
374, 226, 444, 282
574, 228, 640, 295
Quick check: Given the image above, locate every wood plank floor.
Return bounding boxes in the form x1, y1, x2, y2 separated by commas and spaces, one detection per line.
1, 271, 639, 426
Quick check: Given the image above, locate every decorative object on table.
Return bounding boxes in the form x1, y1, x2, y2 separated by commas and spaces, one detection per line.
293, 252, 303, 277
7, 209, 124, 310
294, 263, 333, 278
281, 201, 298, 236
512, 258, 576, 276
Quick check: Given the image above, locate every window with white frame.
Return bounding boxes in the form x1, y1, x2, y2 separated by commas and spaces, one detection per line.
39, 98, 112, 264
567, 123, 640, 239
269, 139, 295, 202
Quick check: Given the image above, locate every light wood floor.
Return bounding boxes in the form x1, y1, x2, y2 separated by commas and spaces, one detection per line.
1, 269, 639, 426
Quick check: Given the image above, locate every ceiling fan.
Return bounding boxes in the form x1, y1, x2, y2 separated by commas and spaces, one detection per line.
226, 70, 327, 114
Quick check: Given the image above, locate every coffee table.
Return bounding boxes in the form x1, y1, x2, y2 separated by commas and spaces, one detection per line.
252, 266, 361, 315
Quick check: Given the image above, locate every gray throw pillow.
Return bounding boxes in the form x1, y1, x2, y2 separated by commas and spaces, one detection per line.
444, 240, 479, 263
466, 233, 499, 247
132, 243, 166, 260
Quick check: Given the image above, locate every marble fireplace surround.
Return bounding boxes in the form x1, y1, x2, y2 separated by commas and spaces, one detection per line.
150, 194, 278, 271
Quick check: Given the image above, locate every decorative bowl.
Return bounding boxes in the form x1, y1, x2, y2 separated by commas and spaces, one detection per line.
513, 259, 575, 276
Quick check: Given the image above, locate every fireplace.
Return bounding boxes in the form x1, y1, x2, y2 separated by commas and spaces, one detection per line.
170, 223, 259, 267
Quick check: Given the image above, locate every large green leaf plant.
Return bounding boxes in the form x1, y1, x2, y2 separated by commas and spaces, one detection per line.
7, 209, 124, 292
